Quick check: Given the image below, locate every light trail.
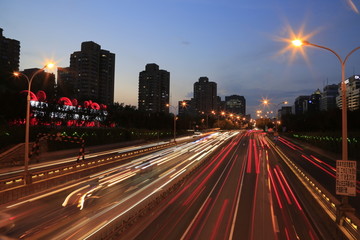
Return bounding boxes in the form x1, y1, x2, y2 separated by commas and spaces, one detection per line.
246, 139, 253, 173
275, 166, 303, 211
82, 131, 239, 239
273, 167, 292, 205
301, 155, 336, 178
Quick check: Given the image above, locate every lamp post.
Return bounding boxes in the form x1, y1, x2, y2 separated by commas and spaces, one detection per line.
167, 102, 186, 143
274, 101, 288, 132
201, 111, 212, 129
262, 100, 288, 132
292, 39, 360, 222
292, 40, 360, 163
14, 63, 54, 185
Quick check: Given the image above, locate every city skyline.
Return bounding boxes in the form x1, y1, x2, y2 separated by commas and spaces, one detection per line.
1, 0, 360, 117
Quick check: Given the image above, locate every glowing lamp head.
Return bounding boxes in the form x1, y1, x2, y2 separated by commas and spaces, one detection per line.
292, 39, 303, 47
46, 63, 55, 69
13, 72, 20, 77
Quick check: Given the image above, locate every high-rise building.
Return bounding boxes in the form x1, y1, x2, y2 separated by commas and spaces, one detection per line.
138, 63, 170, 113
0, 28, 20, 93
178, 99, 195, 115
57, 67, 76, 99
193, 77, 217, 113
336, 75, 360, 111
320, 84, 338, 111
294, 95, 310, 115
278, 106, 292, 119
65, 41, 115, 105
304, 89, 321, 113
224, 95, 246, 115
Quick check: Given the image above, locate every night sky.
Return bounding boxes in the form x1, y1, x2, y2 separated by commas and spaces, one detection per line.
1, 0, 360, 117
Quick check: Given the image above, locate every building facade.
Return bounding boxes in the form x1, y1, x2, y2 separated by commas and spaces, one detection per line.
178, 99, 195, 115
138, 63, 170, 113
304, 89, 321, 113
294, 95, 310, 115
320, 84, 338, 111
60, 41, 115, 105
336, 75, 360, 111
278, 106, 292, 119
57, 67, 76, 99
0, 28, 20, 93
193, 77, 217, 113
224, 95, 246, 115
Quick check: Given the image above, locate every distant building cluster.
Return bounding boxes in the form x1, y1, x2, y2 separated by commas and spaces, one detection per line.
1, 27, 247, 124
0, 29, 116, 107
0, 29, 113, 126
137, 66, 247, 118
176, 76, 247, 118
278, 75, 360, 119
7, 25, 360, 126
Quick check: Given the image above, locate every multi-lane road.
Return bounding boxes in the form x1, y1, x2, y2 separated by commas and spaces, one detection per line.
1, 132, 237, 238
122, 131, 334, 240
0, 130, 358, 239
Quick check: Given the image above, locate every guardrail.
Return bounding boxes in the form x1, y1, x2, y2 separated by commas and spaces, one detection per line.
0, 142, 175, 192
268, 137, 360, 240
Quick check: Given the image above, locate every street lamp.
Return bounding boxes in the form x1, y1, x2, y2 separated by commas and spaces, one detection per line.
13, 63, 54, 185
292, 39, 360, 162
262, 100, 288, 132
292, 38, 360, 221
166, 102, 186, 143
200, 111, 214, 129
274, 101, 288, 132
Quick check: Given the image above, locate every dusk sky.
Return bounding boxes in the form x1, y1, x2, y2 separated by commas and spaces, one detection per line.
1, 0, 360, 117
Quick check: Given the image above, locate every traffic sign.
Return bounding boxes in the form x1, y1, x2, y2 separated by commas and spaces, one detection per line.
336, 160, 357, 196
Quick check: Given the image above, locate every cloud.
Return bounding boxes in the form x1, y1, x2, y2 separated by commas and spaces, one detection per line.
181, 40, 191, 45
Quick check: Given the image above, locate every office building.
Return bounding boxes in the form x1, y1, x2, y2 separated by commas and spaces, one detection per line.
0, 28, 20, 93
65, 41, 115, 105
57, 67, 76, 99
294, 95, 310, 115
304, 89, 321, 113
178, 99, 195, 115
225, 95, 246, 115
193, 77, 217, 113
278, 106, 292, 119
138, 63, 170, 113
320, 84, 338, 111
336, 75, 360, 111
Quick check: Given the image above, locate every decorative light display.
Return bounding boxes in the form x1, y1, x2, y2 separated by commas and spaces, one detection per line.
13, 90, 108, 127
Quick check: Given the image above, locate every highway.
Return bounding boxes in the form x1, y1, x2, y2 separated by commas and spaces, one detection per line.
0, 130, 357, 239
121, 131, 335, 240
1, 131, 238, 239
274, 136, 360, 214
